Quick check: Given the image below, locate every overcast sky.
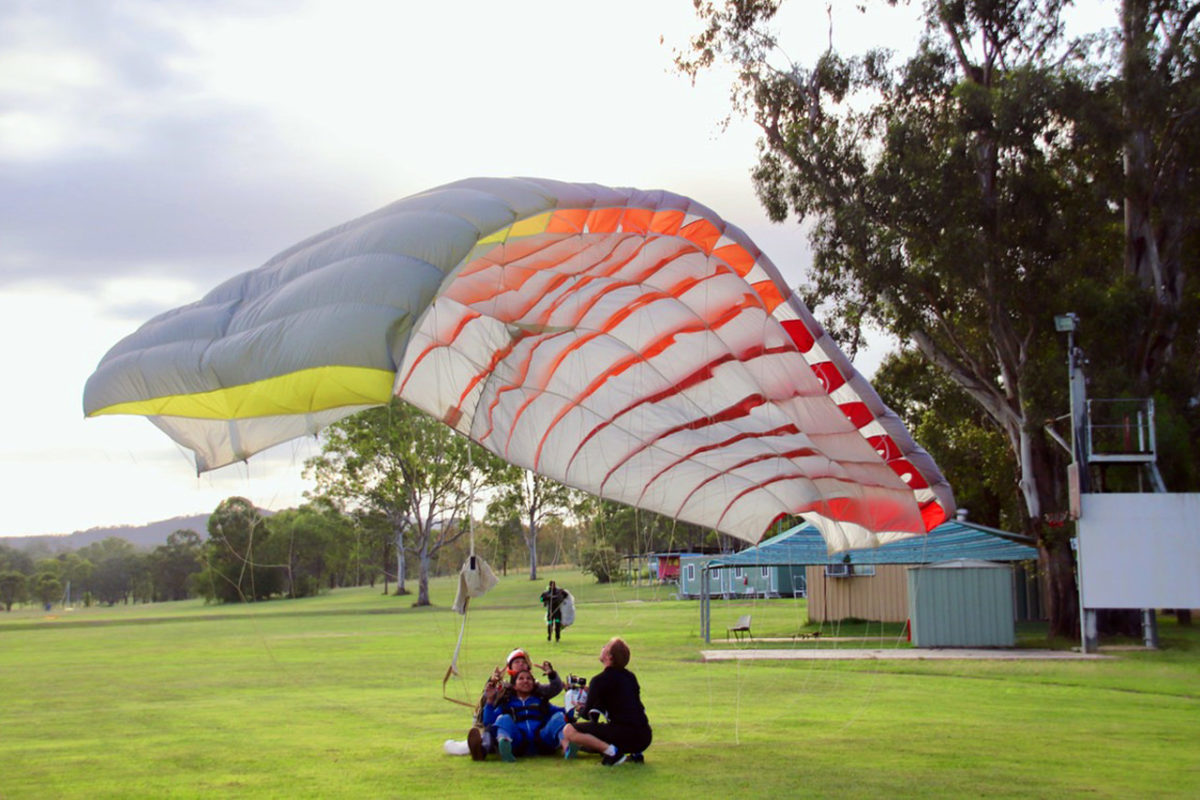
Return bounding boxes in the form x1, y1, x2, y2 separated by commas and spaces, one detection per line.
0, 1, 1113, 537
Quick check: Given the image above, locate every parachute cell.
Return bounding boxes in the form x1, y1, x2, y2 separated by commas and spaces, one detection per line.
83, 177, 954, 551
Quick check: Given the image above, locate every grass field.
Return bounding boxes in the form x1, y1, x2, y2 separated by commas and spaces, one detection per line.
2, 567, 1198, 798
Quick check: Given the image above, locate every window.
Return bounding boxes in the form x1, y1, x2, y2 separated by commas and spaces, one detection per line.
685, 563, 695, 581
760, 566, 770, 578
734, 567, 744, 579
824, 564, 876, 578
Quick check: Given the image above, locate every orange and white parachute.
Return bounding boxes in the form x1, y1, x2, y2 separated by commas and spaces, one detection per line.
84, 177, 953, 551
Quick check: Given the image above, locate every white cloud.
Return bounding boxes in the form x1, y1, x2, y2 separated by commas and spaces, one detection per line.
1, 0, 930, 536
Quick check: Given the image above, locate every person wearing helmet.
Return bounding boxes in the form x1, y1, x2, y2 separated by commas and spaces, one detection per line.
467, 648, 563, 760
481, 669, 568, 762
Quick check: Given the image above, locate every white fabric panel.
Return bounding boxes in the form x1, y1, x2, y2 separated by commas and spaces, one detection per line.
1079, 493, 1200, 608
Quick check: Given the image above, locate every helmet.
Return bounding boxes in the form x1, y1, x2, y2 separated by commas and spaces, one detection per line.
505, 648, 529, 675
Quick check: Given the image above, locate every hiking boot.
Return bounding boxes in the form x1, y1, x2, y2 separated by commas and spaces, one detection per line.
600, 750, 627, 766
467, 727, 486, 761
498, 738, 516, 763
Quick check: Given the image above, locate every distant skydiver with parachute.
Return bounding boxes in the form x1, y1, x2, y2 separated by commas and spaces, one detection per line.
83, 177, 954, 555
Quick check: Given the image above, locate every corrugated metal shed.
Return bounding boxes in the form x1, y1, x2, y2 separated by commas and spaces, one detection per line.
907, 560, 1017, 647
709, 520, 1037, 567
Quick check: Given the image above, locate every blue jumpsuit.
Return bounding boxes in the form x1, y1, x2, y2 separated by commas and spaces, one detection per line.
482, 695, 567, 756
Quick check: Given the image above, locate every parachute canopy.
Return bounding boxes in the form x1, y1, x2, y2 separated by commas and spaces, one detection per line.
84, 177, 953, 551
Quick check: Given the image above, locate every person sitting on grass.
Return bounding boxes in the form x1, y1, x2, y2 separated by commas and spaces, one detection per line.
561, 637, 652, 766
467, 648, 562, 760
481, 669, 567, 762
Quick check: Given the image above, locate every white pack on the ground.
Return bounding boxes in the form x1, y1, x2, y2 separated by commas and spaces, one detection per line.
443, 739, 470, 756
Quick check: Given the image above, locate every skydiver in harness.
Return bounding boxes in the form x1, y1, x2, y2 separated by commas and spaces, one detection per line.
480, 669, 568, 762
540, 580, 568, 642
467, 648, 562, 761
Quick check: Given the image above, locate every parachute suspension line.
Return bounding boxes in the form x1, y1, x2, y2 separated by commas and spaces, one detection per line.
468, 442, 476, 558
444, 439, 474, 691
444, 437, 495, 708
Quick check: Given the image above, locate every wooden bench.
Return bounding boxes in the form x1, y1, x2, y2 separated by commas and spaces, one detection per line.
728, 614, 752, 641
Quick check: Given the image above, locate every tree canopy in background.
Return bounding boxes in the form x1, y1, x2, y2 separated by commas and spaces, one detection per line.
680, 0, 1199, 636
305, 399, 496, 606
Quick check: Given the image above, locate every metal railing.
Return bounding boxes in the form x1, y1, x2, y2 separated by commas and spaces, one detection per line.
1085, 398, 1156, 462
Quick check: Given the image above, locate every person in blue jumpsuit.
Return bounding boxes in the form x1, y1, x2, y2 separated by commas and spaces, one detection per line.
468, 648, 563, 760
481, 669, 567, 762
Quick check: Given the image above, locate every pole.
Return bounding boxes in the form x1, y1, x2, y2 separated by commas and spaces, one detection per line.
1062, 317, 1097, 653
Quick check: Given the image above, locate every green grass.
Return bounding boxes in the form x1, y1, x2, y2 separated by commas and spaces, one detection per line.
2, 566, 1198, 798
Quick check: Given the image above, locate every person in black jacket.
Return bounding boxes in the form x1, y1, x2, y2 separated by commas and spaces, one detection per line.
540, 580, 567, 642
560, 637, 652, 766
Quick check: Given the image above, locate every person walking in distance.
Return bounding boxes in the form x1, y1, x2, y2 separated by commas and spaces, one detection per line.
540, 580, 567, 642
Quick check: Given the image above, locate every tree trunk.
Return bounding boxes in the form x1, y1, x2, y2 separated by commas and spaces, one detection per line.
1021, 427, 1080, 639
395, 523, 407, 595
417, 550, 431, 606
1122, 0, 1185, 388
526, 512, 539, 581
382, 535, 389, 595
1040, 538, 1080, 639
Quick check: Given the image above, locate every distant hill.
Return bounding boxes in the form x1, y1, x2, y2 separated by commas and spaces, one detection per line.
4, 515, 211, 553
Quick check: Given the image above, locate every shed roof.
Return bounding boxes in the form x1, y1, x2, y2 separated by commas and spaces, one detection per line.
710, 520, 1037, 567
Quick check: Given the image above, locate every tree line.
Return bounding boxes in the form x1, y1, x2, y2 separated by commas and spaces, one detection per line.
0, 399, 737, 611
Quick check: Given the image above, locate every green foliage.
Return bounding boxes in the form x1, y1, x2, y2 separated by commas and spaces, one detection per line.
306, 399, 492, 605
0, 543, 34, 575
579, 546, 621, 583
202, 497, 280, 603
582, 499, 714, 556
265, 506, 341, 598
32, 572, 62, 607
481, 513, 523, 576
149, 529, 203, 602
76, 537, 141, 606
681, 0, 1200, 638
0, 570, 26, 611
873, 349, 1022, 529
486, 466, 577, 580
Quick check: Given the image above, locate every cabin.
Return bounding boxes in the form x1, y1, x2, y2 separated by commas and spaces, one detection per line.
703, 519, 1042, 624
677, 554, 806, 599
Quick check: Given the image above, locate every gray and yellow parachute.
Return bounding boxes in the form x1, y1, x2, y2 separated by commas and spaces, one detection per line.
84, 177, 954, 552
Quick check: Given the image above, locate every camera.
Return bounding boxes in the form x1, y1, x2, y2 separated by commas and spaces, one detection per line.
565, 674, 588, 711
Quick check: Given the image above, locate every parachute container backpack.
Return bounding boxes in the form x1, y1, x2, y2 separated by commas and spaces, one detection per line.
84, 177, 954, 552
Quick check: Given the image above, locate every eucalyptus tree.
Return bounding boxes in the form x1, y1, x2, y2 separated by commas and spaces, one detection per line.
0, 571, 26, 611
1119, 0, 1200, 389
203, 497, 280, 602
150, 529, 204, 601
486, 467, 578, 580
77, 537, 142, 606
680, 0, 1199, 636
306, 399, 495, 606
